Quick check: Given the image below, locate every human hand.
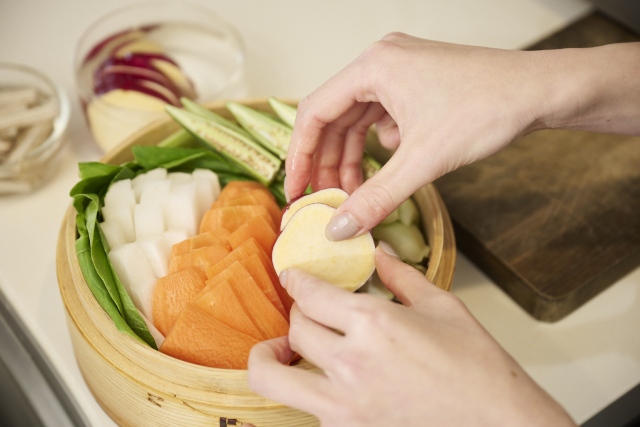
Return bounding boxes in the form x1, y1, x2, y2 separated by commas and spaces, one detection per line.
247, 244, 576, 426
285, 33, 640, 241
285, 33, 552, 240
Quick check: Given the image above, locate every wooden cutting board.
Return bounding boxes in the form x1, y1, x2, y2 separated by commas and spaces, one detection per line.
435, 129, 640, 321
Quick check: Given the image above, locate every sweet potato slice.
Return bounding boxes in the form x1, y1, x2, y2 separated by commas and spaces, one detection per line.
194, 279, 265, 340
272, 203, 375, 292
159, 303, 258, 369
152, 268, 206, 336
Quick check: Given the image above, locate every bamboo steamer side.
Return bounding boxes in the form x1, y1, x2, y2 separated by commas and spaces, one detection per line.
56, 98, 455, 427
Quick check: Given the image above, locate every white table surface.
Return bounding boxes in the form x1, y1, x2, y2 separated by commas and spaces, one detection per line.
3, 0, 640, 425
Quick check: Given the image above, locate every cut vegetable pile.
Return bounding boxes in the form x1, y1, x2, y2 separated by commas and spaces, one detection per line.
71, 98, 430, 369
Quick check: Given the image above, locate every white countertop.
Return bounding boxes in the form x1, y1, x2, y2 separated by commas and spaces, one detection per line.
3, 0, 640, 425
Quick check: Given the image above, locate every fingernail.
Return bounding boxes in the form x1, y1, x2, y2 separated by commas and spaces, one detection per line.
378, 241, 401, 259
279, 270, 289, 288
284, 177, 291, 203
325, 211, 361, 241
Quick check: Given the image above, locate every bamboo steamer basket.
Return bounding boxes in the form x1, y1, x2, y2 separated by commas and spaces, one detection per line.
56, 98, 456, 427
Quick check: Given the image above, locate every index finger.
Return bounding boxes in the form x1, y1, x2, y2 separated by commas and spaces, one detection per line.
285, 58, 379, 199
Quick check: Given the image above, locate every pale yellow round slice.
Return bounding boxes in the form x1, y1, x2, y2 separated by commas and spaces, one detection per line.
272, 202, 375, 292
280, 187, 348, 230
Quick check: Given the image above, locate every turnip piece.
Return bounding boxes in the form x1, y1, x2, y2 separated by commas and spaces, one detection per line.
192, 168, 220, 215
372, 222, 430, 264
397, 198, 419, 226
108, 242, 157, 319
101, 204, 136, 243
134, 203, 165, 239
137, 310, 164, 348
280, 187, 348, 230
138, 179, 171, 207
167, 171, 192, 184
99, 219, 127, 250
380, 208, 400, 225
104, 179, 136, 215
137, 234, 173, 278
132, 168, 168, 201
272, 203, 375, 292
163, 229, 189, 249
102, 179, 137, 243
164, 181, 198, 236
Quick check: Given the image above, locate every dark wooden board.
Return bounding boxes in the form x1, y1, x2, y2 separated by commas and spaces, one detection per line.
434, 13, 640, 321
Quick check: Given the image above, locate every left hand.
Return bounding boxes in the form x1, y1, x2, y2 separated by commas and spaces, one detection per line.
247, 244, 576, 426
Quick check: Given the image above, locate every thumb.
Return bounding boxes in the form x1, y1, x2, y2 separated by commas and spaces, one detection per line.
325, 148, 423, 240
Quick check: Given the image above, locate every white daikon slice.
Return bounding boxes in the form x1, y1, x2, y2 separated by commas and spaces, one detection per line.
167, 171, 192, 184
101, 203, 135, 243
108, 242, 157, 319
164, 182, 198, 236
134, 202, 165, 239
99, 220, 127, 250
137, 310, 165, 347
104, 179, 136, 216
132, 168, 167, 201
163, 229, 189, 248
139, 178, 171, 207
192, 168, 220, 216
137, 234, 172, 278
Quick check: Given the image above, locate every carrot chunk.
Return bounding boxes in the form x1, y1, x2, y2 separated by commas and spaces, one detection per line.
160, 303, 258, 369
199, 205, 275, 234
194, 279, 265, 340
168, 244, 230, 276
205, 238, 288, 320
228, 214, 278, 256
152, 268, 206, 336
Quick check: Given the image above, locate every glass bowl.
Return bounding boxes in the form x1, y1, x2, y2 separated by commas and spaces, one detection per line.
0, 63, 70, 195
74, 0, 247, 152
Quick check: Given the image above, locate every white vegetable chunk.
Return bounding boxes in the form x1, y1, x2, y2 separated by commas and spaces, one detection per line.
192, 168, 220, 216
132, 168, 168, 201
137, 234, 172, 278
108, 242, 157, 319
163, 229, 189, 248
137, 310, 165, 347
139, 178, 171, 207
99, 220, 127, 250
134, 202, 165, 239
167, 171, 192, 184
104, 179, 136, 215
101, 203, 135, 243
164, 181, 198, 236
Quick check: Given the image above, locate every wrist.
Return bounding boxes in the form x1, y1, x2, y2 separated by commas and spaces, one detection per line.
531, 43, 640, 135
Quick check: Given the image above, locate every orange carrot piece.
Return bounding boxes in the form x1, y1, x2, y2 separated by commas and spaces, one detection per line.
227, 214, 278, 256
170, 239, 192, 259
189, 229, 231, 251
159, 303, 258, 369
152, 268, 206, 336
205, 239, 287, 320
199, 205, 275, 234
194, 279, 265, 340
203, 261, 289, 340
168, 244, 230, 276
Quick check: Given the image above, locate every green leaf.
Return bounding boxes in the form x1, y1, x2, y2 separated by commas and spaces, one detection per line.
75, 227, 149, 347
97, 226, 157, 349
78, 162, 121, 180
